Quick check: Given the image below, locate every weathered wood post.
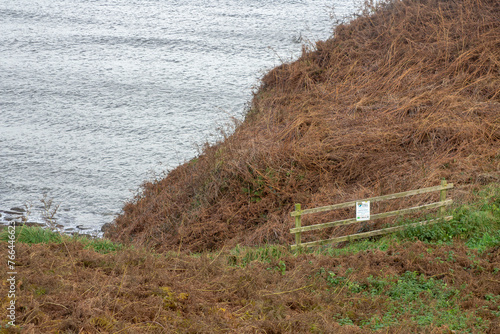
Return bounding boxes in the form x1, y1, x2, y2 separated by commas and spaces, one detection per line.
294, 203, 302, 249
440, 178, 448, 219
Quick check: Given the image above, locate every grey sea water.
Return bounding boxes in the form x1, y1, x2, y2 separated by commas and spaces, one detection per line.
0, 0, 355, 233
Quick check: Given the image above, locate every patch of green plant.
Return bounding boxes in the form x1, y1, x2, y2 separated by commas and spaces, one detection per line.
315, 236, 396, 257
382, 272, 487, 331
335, 315, 354, 326
0, 226, 62, 244
366, 275, 389, 295
325, 270, 346, 287
398, 184, 500, 251
78, 237, 124, 254
227, 244, 287, 267
333, 271, 489, 331
465, 229, 500, 253
267, 260, 287, 275
241, 167, 281, 203
0, 226, 123, 254
241, 170, 266, 203
241, 185, 263, 203
34, 286, 47, 296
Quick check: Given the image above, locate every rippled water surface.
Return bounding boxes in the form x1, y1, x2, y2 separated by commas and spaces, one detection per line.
0, 0, 355, 233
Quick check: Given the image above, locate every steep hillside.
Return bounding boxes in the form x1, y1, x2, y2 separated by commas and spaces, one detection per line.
106, 0, 499, 252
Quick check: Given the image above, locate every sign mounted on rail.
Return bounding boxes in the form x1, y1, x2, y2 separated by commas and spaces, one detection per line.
356, 201, 370, 221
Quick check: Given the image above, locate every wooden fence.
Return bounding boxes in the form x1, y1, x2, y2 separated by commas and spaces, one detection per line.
290, 179, 454, 250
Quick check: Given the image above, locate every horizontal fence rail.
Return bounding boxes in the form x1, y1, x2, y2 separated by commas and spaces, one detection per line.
290, 179, 453, 250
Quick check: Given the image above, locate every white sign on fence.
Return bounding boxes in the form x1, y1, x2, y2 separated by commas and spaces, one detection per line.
356, 201, 370, 221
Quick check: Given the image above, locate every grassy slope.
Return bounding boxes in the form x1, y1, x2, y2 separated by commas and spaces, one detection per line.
0, 184, 499, 333
106, 0, 499, 252
2, 0, 499, 332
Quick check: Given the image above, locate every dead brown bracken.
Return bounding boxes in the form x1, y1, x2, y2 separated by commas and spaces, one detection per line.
106, 0, 499, 253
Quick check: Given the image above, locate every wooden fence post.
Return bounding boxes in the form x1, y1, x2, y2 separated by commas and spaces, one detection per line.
440, 178, 448, 218
294, 203, 302, 248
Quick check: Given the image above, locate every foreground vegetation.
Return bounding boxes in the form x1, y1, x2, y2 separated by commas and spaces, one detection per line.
1, 184, 499, 333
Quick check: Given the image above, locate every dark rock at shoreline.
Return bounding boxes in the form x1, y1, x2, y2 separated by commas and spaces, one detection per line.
10, 207, 26, 213
19, 221, 46, 227
1, 209, 24, 216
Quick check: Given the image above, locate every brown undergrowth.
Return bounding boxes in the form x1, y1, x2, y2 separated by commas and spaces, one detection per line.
106, 0, 500, 252
1, 240, 499, 333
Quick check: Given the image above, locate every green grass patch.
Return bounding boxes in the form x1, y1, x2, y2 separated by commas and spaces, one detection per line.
227, 244, 288, 266
0, 226, 62, 244
330, 271, 489, 332
400, 184, 500, 251
313, 235, 396, 256
0, 226, 123, 254
77, 236, 124, 254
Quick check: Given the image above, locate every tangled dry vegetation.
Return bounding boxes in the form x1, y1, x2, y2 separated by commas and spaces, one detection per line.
107, 0, 499, 252
3, 240, 499, 333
